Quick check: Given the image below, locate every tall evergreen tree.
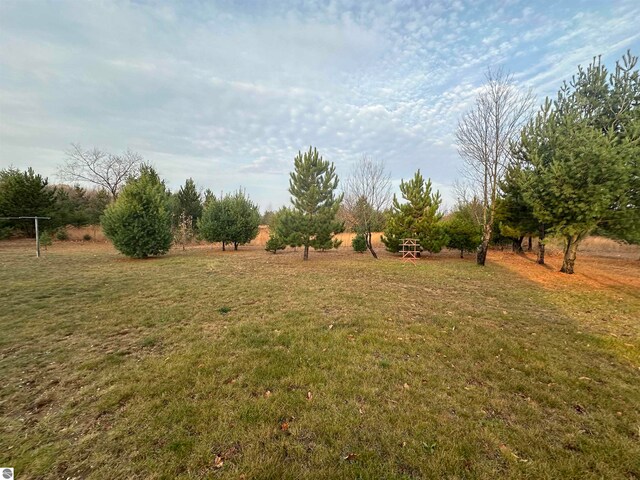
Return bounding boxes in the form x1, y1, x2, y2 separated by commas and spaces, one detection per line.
203, 188, 215, 208
381, 170, 447, 254
228, 190, 260, 250
198, 195, 234, 250
0, 167, 56, 237
175, 178, 203, 228
101, 165, 173, 258
520, 51, 639, 273
288, 147, 343, 260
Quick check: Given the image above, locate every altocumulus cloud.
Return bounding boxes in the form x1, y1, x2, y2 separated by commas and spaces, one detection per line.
0, 0, 638, 209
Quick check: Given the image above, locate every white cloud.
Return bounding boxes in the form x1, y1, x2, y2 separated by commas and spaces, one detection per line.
0, 0, 638, 210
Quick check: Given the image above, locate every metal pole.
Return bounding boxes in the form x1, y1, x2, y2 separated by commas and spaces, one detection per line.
35, 217, 40, 258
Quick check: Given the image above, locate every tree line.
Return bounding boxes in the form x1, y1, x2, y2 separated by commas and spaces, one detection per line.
1, 51, 638, 271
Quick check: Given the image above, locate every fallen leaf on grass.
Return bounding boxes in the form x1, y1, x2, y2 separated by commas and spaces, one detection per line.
403, 383, 410, 390
213, 456, 224, 469
328, 324, 334, 330
343, 453, 358, 462
280, 422, 289, 431
306, 391, 313, 401
264, 390, 272, 398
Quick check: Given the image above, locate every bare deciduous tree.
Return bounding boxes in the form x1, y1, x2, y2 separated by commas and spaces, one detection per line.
452, 178, 483, 226
456, 69, 535, 266
58, 144, 143, 200
344, 156, 392, 258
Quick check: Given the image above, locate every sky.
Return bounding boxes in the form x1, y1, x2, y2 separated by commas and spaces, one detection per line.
1, 0, 639, 211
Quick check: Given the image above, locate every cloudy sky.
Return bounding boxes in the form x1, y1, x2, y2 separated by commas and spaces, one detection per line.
1, 0, 639, 210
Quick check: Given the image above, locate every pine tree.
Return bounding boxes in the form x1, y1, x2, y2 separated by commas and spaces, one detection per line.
443, 207, 482, 258
496, 164, 539, 254
228, 190, 260, 250
265, 207, 305, 253
52, 185, 91, 229
198, 190, 260, 250
288, 147, 343, 260
352, 233, 367, 253
198, 195, 234, 250
381, 170, 447, 254
203, 188, 215, 208
520, 51, 639, 273
175, 178, 203, 228
101, 165, 173, 258
0, 167, 56, 237
87, 189, 111, 225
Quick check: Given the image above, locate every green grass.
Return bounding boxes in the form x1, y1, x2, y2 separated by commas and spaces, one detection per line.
1, 243, 639, 479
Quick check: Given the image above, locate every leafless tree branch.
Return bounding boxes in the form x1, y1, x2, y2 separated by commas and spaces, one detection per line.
343, 156, 392, 258
58, 144, 143, 200
456, 68, 535, 265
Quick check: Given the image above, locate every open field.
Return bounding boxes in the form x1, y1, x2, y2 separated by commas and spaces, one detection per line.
1, 240, 639, 479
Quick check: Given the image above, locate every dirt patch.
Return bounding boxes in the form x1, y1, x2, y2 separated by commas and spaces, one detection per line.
491, 250, 640, 293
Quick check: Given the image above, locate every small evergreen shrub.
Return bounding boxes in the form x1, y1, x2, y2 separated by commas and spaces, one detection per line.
265, 235, 286, 253
83, 233, 92, 241
352, 233, 367, 253
39, 231, 52, 249
56, 229, 69, 241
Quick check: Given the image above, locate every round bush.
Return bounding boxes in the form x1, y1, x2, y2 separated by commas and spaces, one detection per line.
101, 167, 173, 258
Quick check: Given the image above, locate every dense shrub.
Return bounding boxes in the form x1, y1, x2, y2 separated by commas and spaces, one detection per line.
265, 235, 286, 254
56, 229, 69, 241
83, 233, 92, 241
198, 190, 260, 251
101, 166, 173, 258
444, 215, 481, 258
352, 233, 367, 253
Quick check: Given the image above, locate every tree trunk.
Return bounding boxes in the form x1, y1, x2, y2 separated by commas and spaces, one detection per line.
560, 234, 580, 274
527, 236, 533, 251
512, 236, 524, 253
537, 224, 545, 265
366, 231, 378, 259
460, 248, 464, 259
222, 241, 226, 251
234, 242, 238, 251
303, 244, 309, 261
476, 224, 491, 266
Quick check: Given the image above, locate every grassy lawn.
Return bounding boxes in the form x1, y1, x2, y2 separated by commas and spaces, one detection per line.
1, 241, 639, 479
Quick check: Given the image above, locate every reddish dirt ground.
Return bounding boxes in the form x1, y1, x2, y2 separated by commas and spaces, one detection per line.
490, 250, 640, 293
